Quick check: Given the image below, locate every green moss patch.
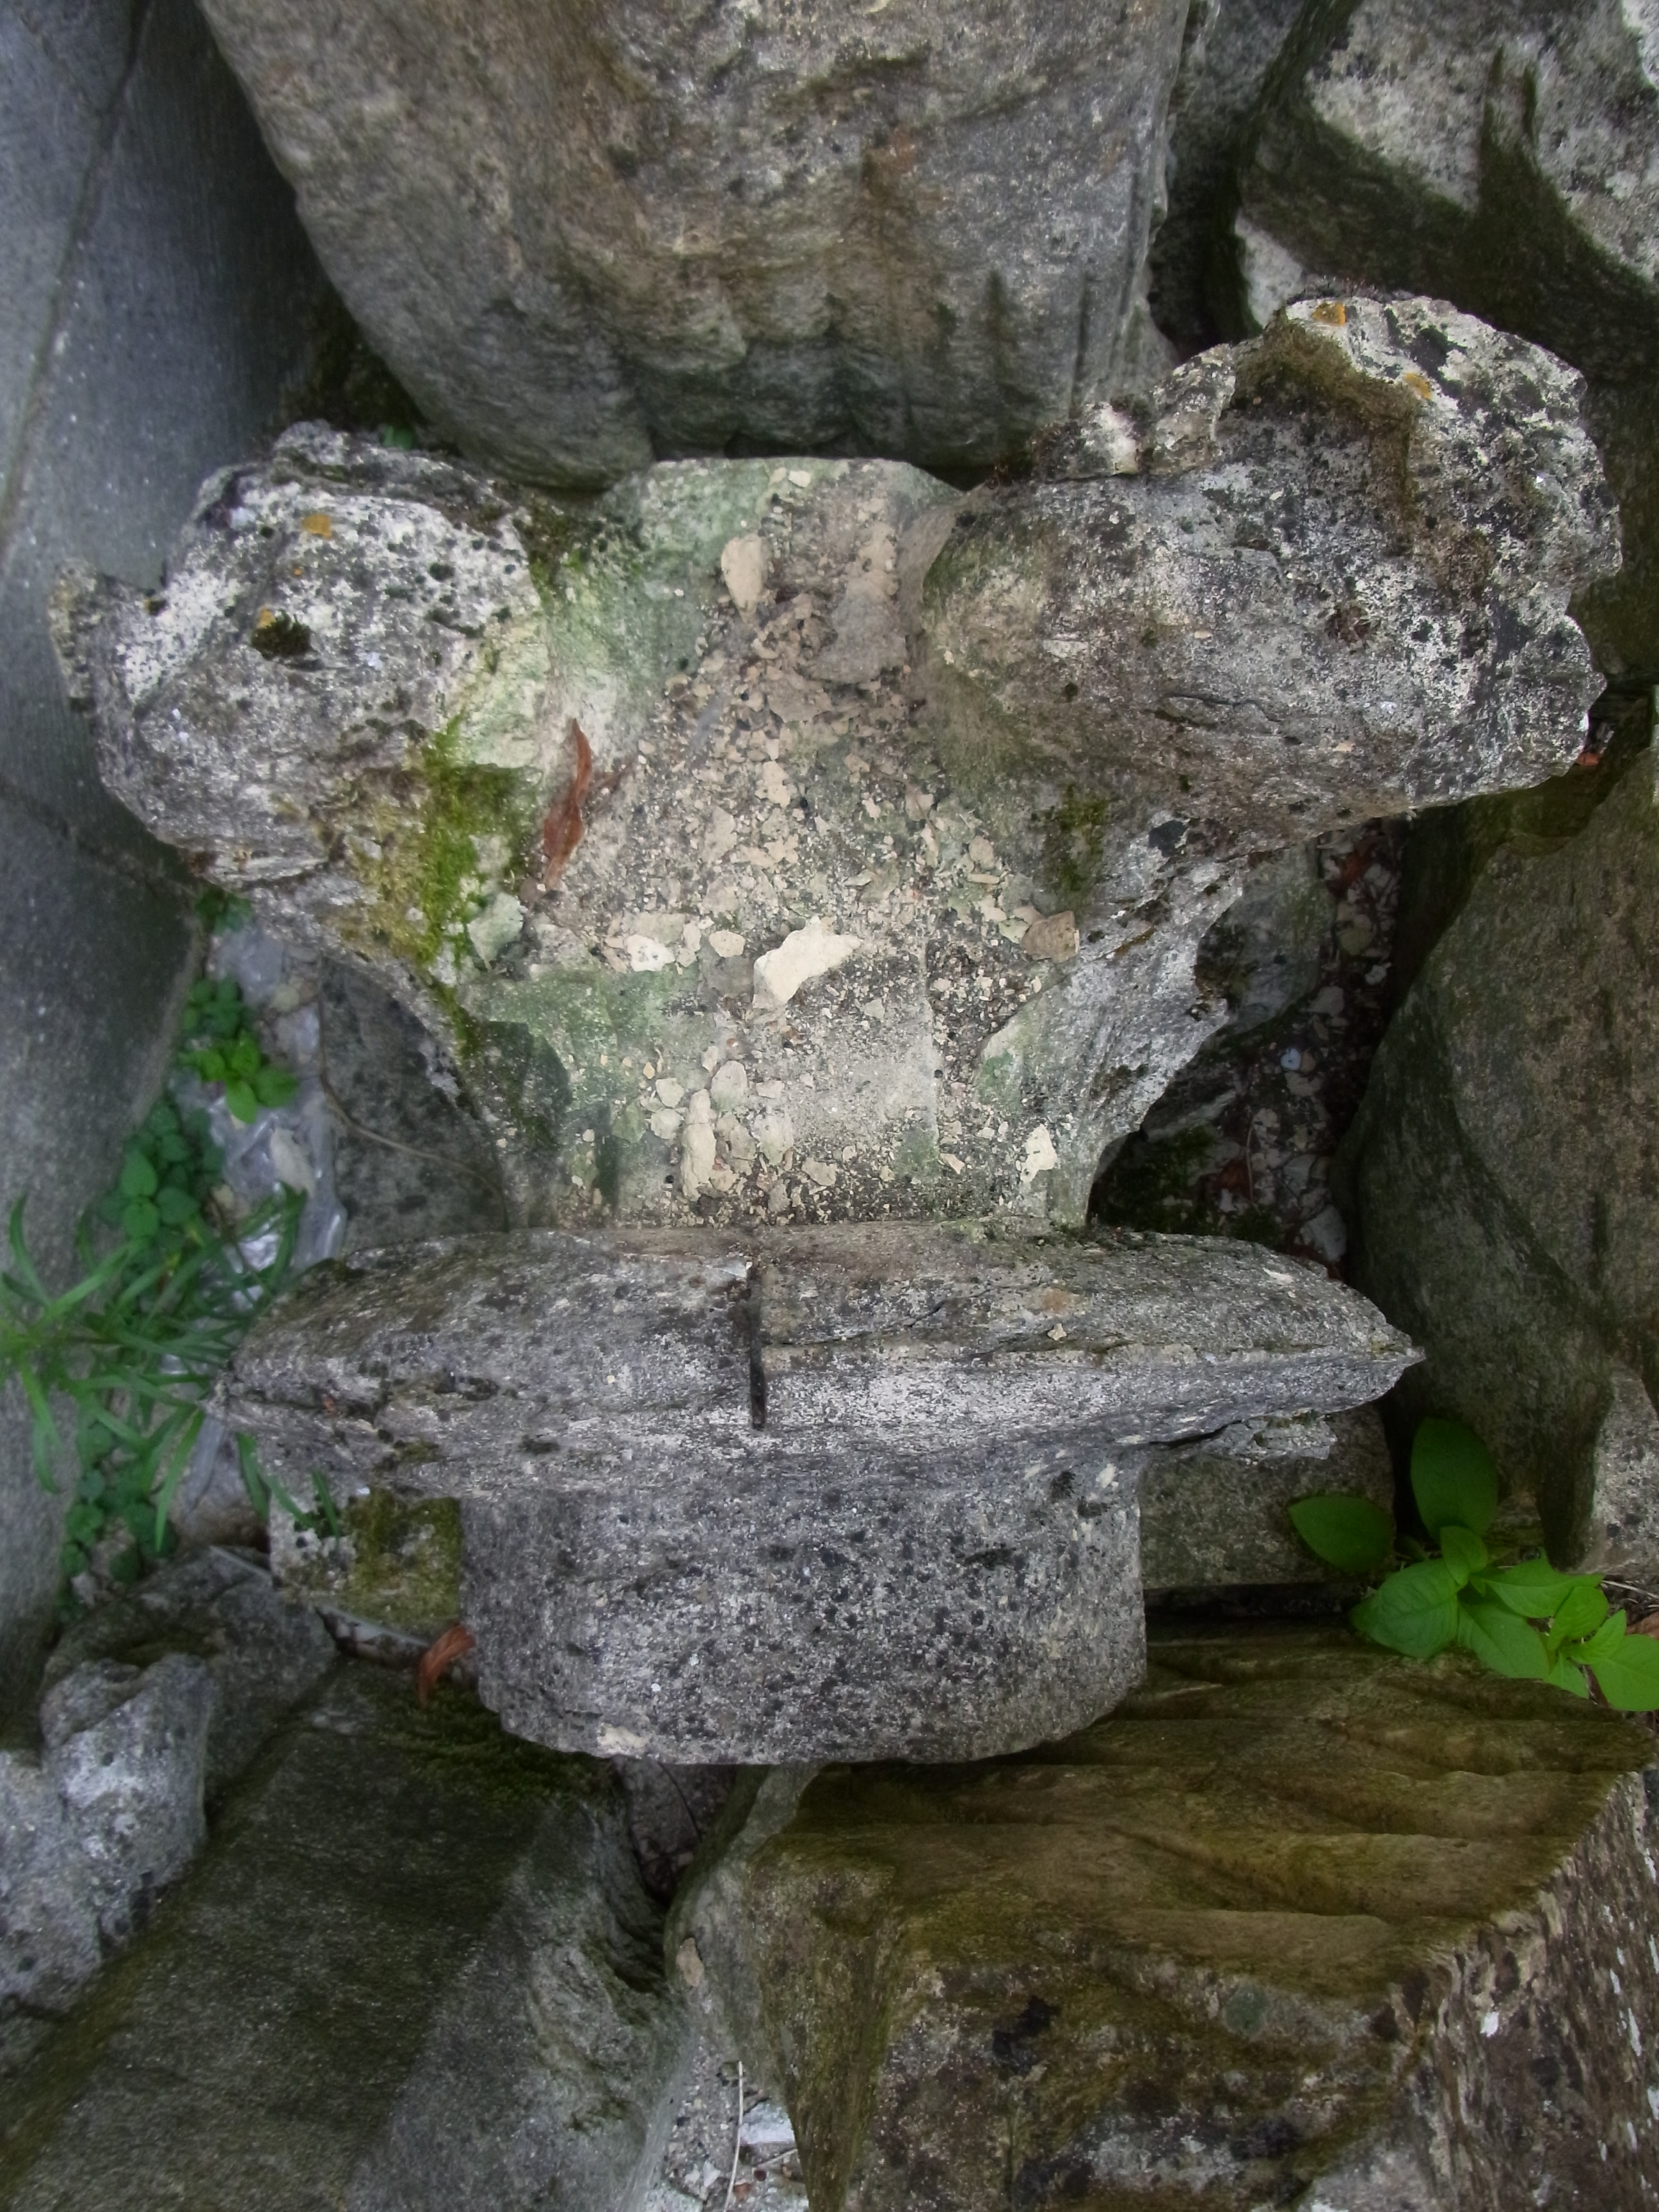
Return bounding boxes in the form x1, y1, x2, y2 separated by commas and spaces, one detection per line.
342, 722, 539, 973
280, 1490, 461, 1636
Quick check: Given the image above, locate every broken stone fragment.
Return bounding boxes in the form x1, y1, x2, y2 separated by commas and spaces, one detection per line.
710, 1625, 1659, 2209
57, 303, 1614, 1230
42, 1545, 338, 1799
193, 0, 1189, 483
38, 1655, 214, 1952
223, 1224, 1416, 1764
1233, 0, 1659, 680
0, 1669, 693, 2212
0, 1552, 341, 2020
0, 1651, 215, 2014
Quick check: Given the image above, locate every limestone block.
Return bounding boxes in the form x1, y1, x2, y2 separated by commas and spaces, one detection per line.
0, 1669, 693, 2212
1139, 1404, 1395, 1592
54, 307, 1613, 1228
1343, 745, 1659, 1573
717, 1625, 1659, 2210
195, 0, 1189, 483
224, 1222, 1416, 1764
1235, 0, 1659, 678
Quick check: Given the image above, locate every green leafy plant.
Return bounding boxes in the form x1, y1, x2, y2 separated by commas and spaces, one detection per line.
1290, 1417, 1659, 1711
177, 975, 298, 1125
0, 957, 314, 1600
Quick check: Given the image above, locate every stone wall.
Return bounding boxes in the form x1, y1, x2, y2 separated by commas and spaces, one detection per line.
0, 0, 324, 1710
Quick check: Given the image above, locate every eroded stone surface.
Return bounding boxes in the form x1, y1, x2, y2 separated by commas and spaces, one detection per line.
223, 1221, 1415, 1763
717, 1625, 1659, 2210
1091, 813, 1406, 1267
1342, 740, 1659, 1575
56, 307, 1614, 1230
195, 0, 1187, 483
1234, 0, 1659, 680
0, 1754, 101, 2015
0, 1670, 691, 2212
0, 1553, 340, 2021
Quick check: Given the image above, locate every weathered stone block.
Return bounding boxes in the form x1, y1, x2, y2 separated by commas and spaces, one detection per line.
224, 1222, 1415, 1763
1342, 741, 1659, 1575
36, 1653, 214, 1952
55, 302, 1614, 1229
0, 1753, 101, 2015
0, 1551, 339, 2019
0, 1669, 692, 2212
707, 1624, 1659, 2209
0, 1649, 214, 2016
194, 0, 1189, 483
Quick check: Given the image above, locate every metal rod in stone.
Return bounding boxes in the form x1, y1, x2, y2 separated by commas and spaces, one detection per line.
225, 1224, 1417, 1767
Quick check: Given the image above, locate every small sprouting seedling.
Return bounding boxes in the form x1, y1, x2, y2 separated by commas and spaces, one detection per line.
179, 975, 298, 1124
1290, 1417, 1659, 1712
234, 1435, 341, 1538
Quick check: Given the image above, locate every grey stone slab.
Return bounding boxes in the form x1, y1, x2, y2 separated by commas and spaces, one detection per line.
197, 0, 1188, 483
223, 1221, 1416, 1763
0, 0, 324, 838
0, 1667, 693, 2212
1146, 0, 1307, 349
0, 802, 193, 1713
8, 0, 139, 114
0, 0, 326, 1714
0, 6, 103, 502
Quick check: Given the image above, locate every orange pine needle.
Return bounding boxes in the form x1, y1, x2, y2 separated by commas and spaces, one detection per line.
416, 1622, 476, 1704
541, 720, 593, 888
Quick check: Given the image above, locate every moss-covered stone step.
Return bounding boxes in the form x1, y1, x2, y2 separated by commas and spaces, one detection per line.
0, 1667, 691, 2212
694, 1624, 1659, 2209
